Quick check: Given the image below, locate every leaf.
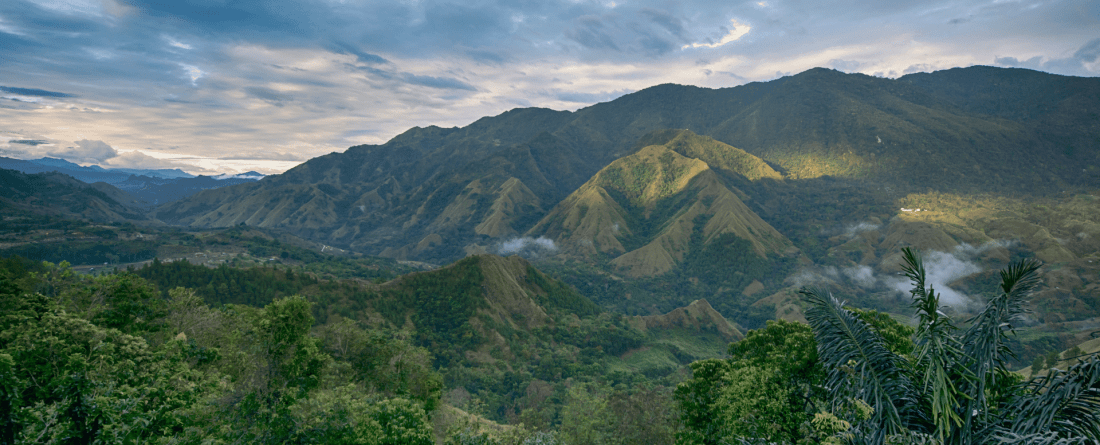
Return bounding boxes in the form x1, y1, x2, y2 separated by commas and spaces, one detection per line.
802, 287, 912, 444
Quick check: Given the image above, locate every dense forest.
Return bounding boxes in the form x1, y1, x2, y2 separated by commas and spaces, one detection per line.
4, 247, 1096, 444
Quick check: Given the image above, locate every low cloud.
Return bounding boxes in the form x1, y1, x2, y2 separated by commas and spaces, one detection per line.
789, 241, 1016, 309
102, 151, 194, 171
844, 264, 877, 288
497, 236, 558, 258
886, 249, 983, 307
844, 221, 881, 238
47, 140, 119, 164
828, 59, 865, 73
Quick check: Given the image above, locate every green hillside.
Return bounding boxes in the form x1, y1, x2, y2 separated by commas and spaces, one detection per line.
530, 130, 794, 277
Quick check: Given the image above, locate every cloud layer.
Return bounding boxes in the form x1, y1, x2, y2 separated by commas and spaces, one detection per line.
1, 0, 1097, 173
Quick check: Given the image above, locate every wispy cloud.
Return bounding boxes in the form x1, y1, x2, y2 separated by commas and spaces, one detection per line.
682, 19, 751, 49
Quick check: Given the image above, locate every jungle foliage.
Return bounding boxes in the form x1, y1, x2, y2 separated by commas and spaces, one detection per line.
0, 258, 441, 444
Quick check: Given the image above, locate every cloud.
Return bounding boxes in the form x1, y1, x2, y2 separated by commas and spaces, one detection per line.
244, 86, 293, 106
0, 0, 1096, 175
568, 16, 620, 51
102, 150, 195, 170
887, 249, 983, 307
0, 86, 76, 98
1074, 38, 1100, 64
844, 265, 877, 288
555, 88, 635, 104
329, 41, 389, 65
642, 8, 686, 39
497, 236, 558, 259
682, 19, 751, 50
219, 151, 304, 162
47, 139, 119, 163
349, 63, 477, 92
7, 139, 49, 146
994, 38, 1100, 77
402, 73, 477, 91
788, 241, 1015, 309
844, 221, 881, 238
829, 59, 866, 73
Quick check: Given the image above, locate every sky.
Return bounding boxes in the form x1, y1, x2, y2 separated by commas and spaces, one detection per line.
1, 0, 1098, 175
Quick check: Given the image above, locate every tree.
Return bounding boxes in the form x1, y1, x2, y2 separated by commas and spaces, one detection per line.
1031, 356, 1046, 374
315, 318, 443, 411
675, 359, 733, 445
675, 316, 911, 444
558, 383, 614, 445
802, 247, 1100, 444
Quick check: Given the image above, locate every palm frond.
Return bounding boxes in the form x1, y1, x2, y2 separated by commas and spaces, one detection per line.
802, 287, 912, 444
995, 358, 1100, 441
989, 432, 1092, 445
959, 258, 1041, 430
902, 248, 970, 442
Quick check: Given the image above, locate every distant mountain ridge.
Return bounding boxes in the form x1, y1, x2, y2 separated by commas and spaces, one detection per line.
114, 172, 265, 206
0, 157, 264, 206
0, 157, 194, 182
153, 66, 1100, 266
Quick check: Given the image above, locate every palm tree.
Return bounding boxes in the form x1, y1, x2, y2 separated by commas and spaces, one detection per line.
801, 247, 1100, 445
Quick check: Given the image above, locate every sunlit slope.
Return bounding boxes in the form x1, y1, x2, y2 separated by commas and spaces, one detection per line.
702, 69, 1059, 189
531, 130, 795, 277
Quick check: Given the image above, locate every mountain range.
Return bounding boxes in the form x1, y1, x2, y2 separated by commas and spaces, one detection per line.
0, 156, 194, 182
0, 156, 265, 207
153, 66, 1099, 264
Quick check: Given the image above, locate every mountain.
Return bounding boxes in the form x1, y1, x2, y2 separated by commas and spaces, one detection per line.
631, 298, 744, 342
529, 129, 795, 277
154, 66, 1100, 266
114, 173, 265, 206
0, 168, 149, 222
